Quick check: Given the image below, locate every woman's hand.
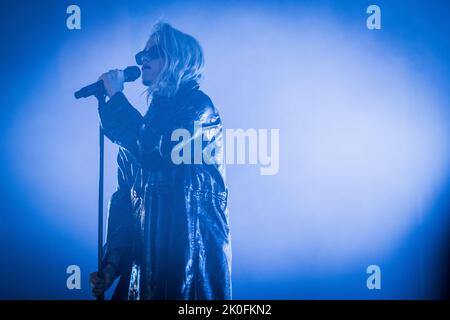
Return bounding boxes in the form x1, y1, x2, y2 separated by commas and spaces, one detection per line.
90, 263, 117, 298
99, 69, 124, 98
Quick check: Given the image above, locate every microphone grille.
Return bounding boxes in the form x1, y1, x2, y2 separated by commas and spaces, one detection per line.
124, 66, 141, 82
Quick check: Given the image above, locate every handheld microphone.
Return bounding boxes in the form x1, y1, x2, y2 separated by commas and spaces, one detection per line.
74, 66, 141, 99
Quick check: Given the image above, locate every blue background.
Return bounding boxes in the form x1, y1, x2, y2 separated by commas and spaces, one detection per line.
0, 0, 449, 299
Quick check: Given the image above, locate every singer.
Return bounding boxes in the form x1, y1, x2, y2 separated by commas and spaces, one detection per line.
89, 22, 231, 300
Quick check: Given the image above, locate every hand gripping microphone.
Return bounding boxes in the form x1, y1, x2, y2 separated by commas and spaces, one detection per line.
74, 66, 141, 99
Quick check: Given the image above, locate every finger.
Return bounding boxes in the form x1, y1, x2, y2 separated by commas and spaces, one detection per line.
92, 290, 103, 297
92, 278, 105, 285
93, 288, 106, 296
113, 69, 123, 78
93, 284, 106, 290
91, 279, 103, 286
92, 278, 106, 286
93, 285, 106, 291
110, 70, 118, 80
99, 74, 109, 82
92, 285, 106, 293
90, 274, 101, 282
118, 70, 124, 82
94, 278, 106, 285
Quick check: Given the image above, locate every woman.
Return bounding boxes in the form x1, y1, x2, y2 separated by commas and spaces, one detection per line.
90, 22, 231, 300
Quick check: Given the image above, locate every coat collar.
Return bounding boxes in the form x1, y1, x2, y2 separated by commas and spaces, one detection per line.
145, 81, 200, 120
152, 81, 199, 103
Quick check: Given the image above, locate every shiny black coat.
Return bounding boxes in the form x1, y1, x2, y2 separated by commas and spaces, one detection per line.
98, 82, 231, 300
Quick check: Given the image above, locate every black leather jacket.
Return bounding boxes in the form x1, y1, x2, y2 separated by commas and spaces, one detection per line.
98, 82, 231, 299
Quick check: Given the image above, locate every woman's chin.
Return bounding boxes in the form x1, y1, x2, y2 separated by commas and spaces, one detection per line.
142, 78, 153, 86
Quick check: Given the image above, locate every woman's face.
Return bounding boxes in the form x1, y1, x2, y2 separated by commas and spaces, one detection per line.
141, 37, 164, 86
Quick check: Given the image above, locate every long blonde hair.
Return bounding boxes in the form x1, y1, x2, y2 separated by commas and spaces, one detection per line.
146, 22, 204, 98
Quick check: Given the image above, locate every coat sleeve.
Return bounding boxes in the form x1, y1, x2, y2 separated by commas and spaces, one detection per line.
98, 91, 221, 168
102, 149, 133, 276
98, 92, 145, 164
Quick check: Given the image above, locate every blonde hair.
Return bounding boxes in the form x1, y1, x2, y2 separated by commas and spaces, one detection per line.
146, 22, 204, 98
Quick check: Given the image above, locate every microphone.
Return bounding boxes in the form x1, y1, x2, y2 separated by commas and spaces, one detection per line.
74, 66, 141, 99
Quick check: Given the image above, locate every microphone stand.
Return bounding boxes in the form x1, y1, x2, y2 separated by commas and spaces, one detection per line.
95, 93, 106, 301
